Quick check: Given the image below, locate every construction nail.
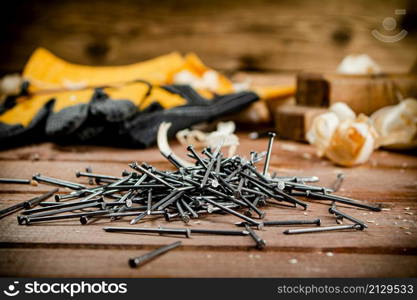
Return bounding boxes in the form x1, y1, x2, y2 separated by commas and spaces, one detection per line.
128, 241, 181, 268
103, 226, 191, 238
0, 188, 59, 219
130, 189, 180, 224
129, 162, 175, 189
304, 191, 381, 212
147, 189, 152, 215
23, 188, 59, 209
23, 198, 102, 215
76, 171, 120, 181
18, 210, 109, 225
329, 205, 367, 229
180, 199, 198, 219
245, 224, 266, 249
163, 210, 179, 222
283, 224, 363, 235
157, 227, 249, 236
262, 132, 276, 176
0, 178, 31, 184
202, 149, 214, 159
79, 211, 165, 225
236, 219, 321, 227
54, 190, 85, 201
25, 201, 103, 218
32, 174, 86, 190
200, 156, 216, 188
176, 200, 190, 224
187, 145, 207, 168
38, 202, 61, 207
204, 198, 262, 228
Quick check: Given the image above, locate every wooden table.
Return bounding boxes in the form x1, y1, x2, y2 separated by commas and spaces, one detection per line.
0, 134, 416, 277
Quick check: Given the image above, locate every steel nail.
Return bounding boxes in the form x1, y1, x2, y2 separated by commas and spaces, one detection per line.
262, 132, 276, 176
103, 226, 191, 238
0, 178, 31, 184
19, 210, 109, 225
128, 241, 182, 268
245, 224, 266, 249
283, 224, 363, 234
32, 174, 86, 190
236, 219, 321, 227
329, 205, 367, 228
0, 188, 58, 219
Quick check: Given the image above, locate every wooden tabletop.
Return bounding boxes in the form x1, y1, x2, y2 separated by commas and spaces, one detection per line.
0, 134, 416, 277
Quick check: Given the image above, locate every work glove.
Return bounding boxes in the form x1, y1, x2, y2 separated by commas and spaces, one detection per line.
0, 48, 291, 149
0, 79, 258, 148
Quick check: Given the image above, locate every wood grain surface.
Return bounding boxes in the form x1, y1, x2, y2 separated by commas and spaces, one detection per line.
1, 0, 416, 75
0, 133, 416, 277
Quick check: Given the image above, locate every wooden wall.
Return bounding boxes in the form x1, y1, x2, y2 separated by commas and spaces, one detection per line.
0, 0, 416, 75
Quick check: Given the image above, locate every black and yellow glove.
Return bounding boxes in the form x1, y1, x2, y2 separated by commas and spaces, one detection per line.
0, 79, 258, 148
0, 48, 293, 148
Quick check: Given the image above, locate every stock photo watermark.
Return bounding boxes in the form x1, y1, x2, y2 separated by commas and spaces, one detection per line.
2, 280, 128, 298
372, 9, 408, 43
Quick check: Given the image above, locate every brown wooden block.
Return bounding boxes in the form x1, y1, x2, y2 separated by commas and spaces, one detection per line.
274, 104, 327, 141
296, 73, 417, 115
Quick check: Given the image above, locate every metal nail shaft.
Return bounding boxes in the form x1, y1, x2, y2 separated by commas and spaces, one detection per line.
0, 188, 58, 219
329, 206, 367, 228
0, 178, 31, 184
236, 219, 321, 227
103, 226, 191, 238
245, 224, 266, 249
128, 241, 182, 268
262, 132, 276, 176
283, 224, 363, 234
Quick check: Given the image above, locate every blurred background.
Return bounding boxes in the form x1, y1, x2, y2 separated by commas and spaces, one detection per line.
1, 0, 416, 75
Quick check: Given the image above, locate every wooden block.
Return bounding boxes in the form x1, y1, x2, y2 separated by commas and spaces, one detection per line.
296, 73, 417, 115
273, 104, 327, 141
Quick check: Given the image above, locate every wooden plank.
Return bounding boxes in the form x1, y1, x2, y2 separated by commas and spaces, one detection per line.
0, 134, 415, 167
1, 191, 416, 251
0, 141, 416, 198
1, 248, 416, 277
0, 0, 416, 74
0, 134, 416, 277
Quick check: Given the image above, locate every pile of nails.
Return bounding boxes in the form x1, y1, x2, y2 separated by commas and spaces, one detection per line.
2, 132, 382, 257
